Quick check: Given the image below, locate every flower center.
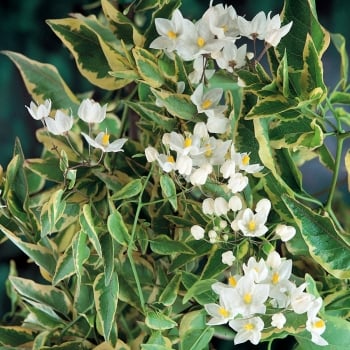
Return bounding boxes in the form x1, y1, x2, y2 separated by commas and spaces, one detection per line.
248, 220, 256, 231
242, 154, 250, 166
272, 272, 280, 285
197, 36, 206, 47
314, 319, 325, 329
243, 293, 252, 304
218, 307, 230, 318
184, 137, 192, 148
244, 322, 255, 331
205, 144, 212, 157
167, 30, 177, 39
167, 155, 175, 163
228, 276, 237, 287
102, 132, 110, 146
201, 99, 213, 110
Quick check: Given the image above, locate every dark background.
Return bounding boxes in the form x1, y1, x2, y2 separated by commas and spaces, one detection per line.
0, 2, 349, 348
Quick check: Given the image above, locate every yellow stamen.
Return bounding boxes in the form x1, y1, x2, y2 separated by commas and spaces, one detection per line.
167, 155, 175, 163
248, 220, 256, 231
272, 272, 280, 285
242, 154, 250, 166
228, 276, 237, 287
167, 30, 177, 39
184, 137, 192, 148
197, 36, 205, 47
205, 144, 212, 157
102, 132, 110, 146
243, 293, 252, 304
201, 99, 213, 110
218, 307, 230, 318
244, 322, 255, 331
314, 319, 325, 329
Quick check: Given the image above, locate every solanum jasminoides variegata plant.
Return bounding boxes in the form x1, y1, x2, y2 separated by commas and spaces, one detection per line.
1, 0, 350, 348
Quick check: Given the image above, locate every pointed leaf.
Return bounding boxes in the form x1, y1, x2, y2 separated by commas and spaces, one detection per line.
10, 276, 72, 316
2, 51, 79, 111
159, 273, 181, 306
0, 326, 35, 347
160, 175, 177, 211
93, 272, 119, 342
79, 204, 102, 258
150, 235, 195, 255
110, 178, 142, 200
107, 210, 131, 246
145, 311, 177, 330
283, 195, 350, 278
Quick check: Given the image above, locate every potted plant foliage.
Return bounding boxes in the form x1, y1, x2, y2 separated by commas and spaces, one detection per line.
1, 0, 350, 348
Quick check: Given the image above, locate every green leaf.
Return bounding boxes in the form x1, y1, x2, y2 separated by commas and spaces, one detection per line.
276, 50, 290, 97
133, 47, 165, 88
159, 273, 181, 306
283, 195, 350, 278
93, 272, 119, 342
40, 189, 66, 237
150, 235, 195, 255
125, 101, 176, 132
0, 224, 56, 277
72, 231, 90, 283
278, 0, 330, 70
2, 51, 79, 111
52, 246, 75, 285
160, 175, 177, 211
25, 157, 64, 183
10, 276, 72, 316
200, 246, 228, 280
80, 204, 102, 258
107, 210, 131, 247
47, 18, 125, 90
331, 33, 348, 89
145, 311, 177, 330
111, 179, 142, 200
0, 326, 35, 347
151, 88, 197, 120
179, 310, 214, 350
101, 233, 114, 286
182, 278, 217, 304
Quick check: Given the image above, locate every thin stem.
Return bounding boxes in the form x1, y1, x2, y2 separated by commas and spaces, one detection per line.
325, 134, 344, 225
127, 166, 154, 313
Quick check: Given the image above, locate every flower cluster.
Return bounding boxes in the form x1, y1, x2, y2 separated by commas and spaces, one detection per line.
26, 98, 127, 154
150, 3, 293, 72
205, 251, 328, 346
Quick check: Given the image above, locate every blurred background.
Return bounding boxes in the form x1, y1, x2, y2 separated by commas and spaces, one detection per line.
0, 1, 349, 348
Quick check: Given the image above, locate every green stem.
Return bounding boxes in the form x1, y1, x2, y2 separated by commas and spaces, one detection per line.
267, 339, 273, 350
325, 134, 345, 229
127, 166, 153, 313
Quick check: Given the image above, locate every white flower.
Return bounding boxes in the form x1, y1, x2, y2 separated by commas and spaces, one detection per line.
237, 207, 268, 237
150, 9, 193, 53
188, 56, 215, 85
206, 115, 230, 134
265, 13, 293, 47
227, 173, 249, 193
175, 154, 193, 176
26, 99, 51, 120
176, 18, 225, 61
213, 42, 247, 72
191, 225, 205, 240
222, 251, 236, 266
290, 283, 314, 314
44, 110, 73, 135
230, 274, 270, 317
205, 287, 237, 325
145, 146, 159, 162
243, 256, 268, 283
228, 195, 243, 212
275, 224, 296, 242
78, 98, 107, 124
202, 198, 215, 215
190, 83, 227, 118
81, 131, 127, 153
214, 197, 229, 216
237, 11, 268, 40
271, 313, 286, 329
229, 316, 264, 345
208, 229, 217, 243
306, 317, 328, 346
232, 151, 263, 174
189, 163, 212, 186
